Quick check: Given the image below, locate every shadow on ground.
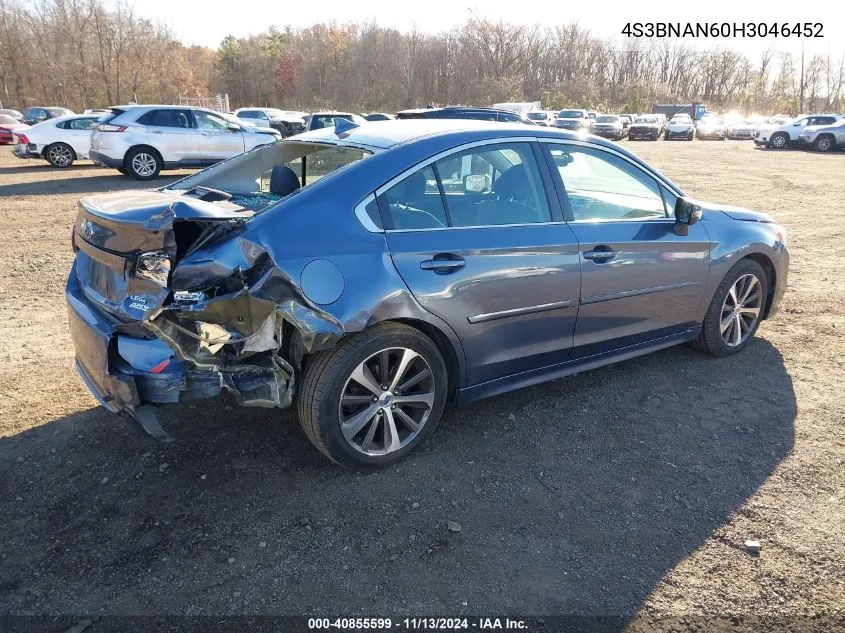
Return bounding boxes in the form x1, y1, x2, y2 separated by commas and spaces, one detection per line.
0, 340, 795, 629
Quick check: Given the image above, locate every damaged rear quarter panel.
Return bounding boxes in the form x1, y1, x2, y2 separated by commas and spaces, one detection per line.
164, 167, 468, 394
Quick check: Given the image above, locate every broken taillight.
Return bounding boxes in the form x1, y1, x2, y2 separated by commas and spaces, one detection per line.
95, 123, 126, 132
149, 359, 171, 374
135, 252, 172, 287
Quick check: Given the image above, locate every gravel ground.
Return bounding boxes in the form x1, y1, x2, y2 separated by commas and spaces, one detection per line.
0, 141, 842, 632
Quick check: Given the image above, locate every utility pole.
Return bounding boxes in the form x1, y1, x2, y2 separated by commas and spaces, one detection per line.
799, 41, 805, 113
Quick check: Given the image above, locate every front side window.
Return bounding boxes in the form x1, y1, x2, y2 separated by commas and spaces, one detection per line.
195, 111, 230, 131
546, 145, 668, 221
381, 142, 552, 230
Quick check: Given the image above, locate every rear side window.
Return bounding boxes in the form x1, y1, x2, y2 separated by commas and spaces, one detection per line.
380, 143, 552, 230
68, 118, 98, 130
136, 109, 194, 128
382, 167, 448, 230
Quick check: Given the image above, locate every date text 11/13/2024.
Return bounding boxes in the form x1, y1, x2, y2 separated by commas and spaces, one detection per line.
307, 617, 528, 630
622, 22, 824, 38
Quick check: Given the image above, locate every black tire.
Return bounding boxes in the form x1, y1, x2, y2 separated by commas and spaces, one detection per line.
692, 259, 768, 357
125, 146, 162, 180
687, 131, 694, 141
45, 142, 75, 168
768, 132, 789, 149
813, 134, 836, 152
297, 322, 449, 470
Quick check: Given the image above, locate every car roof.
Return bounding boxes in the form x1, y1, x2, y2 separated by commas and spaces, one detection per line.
48, 114, 104, 123
110, 104, 199, 110
291, 118, 626, 150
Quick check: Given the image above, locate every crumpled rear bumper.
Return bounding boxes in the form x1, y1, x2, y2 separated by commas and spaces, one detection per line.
66, 263, 224, 436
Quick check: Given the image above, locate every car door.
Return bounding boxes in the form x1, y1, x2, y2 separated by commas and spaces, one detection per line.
65, 117, 100, 158
381, 140, 581, 386
541, 142, 711, 356
136, 108, 201, 164
193, 110, 245, 162
787, 117, 810, 140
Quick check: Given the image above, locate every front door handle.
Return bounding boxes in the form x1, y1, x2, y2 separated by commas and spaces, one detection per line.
420, 254, 465, 274
583, 247, 616, 263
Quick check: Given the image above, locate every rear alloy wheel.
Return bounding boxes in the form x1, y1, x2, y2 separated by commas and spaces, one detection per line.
813, 135, 835, 152
693, 259, 767, 357
769, 133, 789, 149
297, 322, 448, 470
125, 147, 162, 180
45, 143, 75, 168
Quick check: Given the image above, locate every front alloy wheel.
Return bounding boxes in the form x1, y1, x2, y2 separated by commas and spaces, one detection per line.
769, 133, 789, 149
693, 259, 768, 357
719, 274, 762, 347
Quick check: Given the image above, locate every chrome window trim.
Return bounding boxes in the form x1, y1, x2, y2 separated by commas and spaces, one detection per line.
357, 135, 684, 234
354, 193, 382, 233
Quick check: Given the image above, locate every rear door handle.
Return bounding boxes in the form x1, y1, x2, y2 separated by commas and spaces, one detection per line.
420, 254, 465, 273
583, 247, 616, 263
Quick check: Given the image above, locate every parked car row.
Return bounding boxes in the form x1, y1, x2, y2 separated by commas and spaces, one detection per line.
6, 103, 844, 179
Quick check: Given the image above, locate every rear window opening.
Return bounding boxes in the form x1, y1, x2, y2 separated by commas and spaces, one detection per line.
163, 142, 372, 214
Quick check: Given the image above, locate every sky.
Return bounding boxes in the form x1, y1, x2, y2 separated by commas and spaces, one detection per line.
136, 0, 844, 59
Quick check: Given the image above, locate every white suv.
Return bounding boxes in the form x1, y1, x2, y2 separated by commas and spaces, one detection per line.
754, 114, 842, 149
90, 105, 281, 180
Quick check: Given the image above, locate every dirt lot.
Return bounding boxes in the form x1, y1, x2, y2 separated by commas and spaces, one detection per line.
0, 140, 843, 631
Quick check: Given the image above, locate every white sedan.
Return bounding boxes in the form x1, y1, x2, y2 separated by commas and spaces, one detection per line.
12, 113, 104, 167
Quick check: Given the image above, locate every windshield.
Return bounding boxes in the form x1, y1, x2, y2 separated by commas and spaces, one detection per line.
670, 116, 690, 123
634, 117, 657, 123
596, 116, 618, 123
700, 118, 722, 125
527, 112, 547, 120
558, 110, 584, 118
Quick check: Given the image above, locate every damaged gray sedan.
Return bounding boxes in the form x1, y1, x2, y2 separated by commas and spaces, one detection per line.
68, 118, 788, 469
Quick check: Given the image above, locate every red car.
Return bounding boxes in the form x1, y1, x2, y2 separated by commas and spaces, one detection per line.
0, 114, 28, 145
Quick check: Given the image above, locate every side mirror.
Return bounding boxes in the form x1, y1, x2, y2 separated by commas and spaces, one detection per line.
226, 122, 240, 131
674, 197, 702, 236
463, 173, 490, 193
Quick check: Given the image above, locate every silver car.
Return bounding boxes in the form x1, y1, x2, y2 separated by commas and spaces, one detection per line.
800, 119, 845, 152
89, 105, 281, 180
